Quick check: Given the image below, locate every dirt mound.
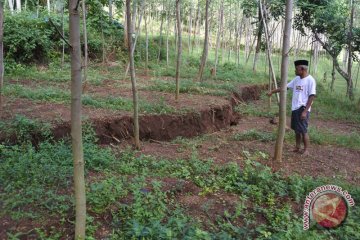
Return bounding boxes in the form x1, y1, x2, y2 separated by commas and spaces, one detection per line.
1, 84, 267, 144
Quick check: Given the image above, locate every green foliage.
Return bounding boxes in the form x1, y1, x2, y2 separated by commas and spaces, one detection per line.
4, 84, 176, 114
145, 79, 230, 96
315, 83, 360, 123
0, 115, 52, 143
87, 176, 128, 213
233, 129, 276, 142
294, 0, 354, 57
4, 12, 61, 65
0, 123, 117, 219
3, 138, 360, 238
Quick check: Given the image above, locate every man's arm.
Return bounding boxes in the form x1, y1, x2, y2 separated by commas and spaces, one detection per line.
267, 88, 281, 96
301, 95, 315, 119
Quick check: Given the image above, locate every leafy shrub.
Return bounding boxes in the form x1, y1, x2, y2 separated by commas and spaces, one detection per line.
4, 12, 60, 64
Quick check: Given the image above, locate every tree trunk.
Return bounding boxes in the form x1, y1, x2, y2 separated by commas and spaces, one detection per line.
347, 0, 354, 100
355, 63, 359, 89
188, 2, 193, 54
192, 1, 200, 53
166, 2, 170, 66
331, 60, 336, 91
46, 0, 50, 13
314, 33, 353, 100
61, 5, 65, 68
69, 0, 86, 238
274, 0, 293, 162
16, 0, 21, 12
197, 0, 211, 82
145, 14, 149, 74
175, 0, 182, 100
109, 0, 113, 21
246, 35, 257, 64
126, 0, 140, 149
245, 18, 250, 62
124, 6, 128, 49
0, 2, 4, 114
174, 18, 177, 53
124, 0, 145, 78
237, 19, 243, 67
253, 6, 263, 72
82, 0, 88, 93
228, 3, 233, 62
8, 0, 14, 14
343, 49, 348, 70
260, 1, 279, 103
214, 0, 224, 77
157, 1, 165, 62
101, 15, 106, 64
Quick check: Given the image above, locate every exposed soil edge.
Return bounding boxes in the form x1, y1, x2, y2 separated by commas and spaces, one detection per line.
2, 84, 267, 144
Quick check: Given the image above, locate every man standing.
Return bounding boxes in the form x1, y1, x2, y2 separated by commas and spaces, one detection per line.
267, 60, 316, 155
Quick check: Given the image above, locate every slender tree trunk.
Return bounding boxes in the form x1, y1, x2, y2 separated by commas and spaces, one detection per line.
192, 0, 200, 54
125, 0, 145, 77
274, 0, 293, 162
343, 49, 348, 69
81, 0, 88, 93
347, 0, 354, 100
355, 62, 359, 89
174, 19, 177, 53
330, 60, 336, 91
214, 0, 224, 77
16, 0, 21, 12
314, 34, 353, 100
145, 14, 149, 74
8, 0, 14, 14
197, 0, 211, 82
124, 6, 128, 49
228, 3, 233, 62
61, 5, 65, 68
166, 2, 170, 66
157, 1, 165, 62
245, 18, 250, 62
126, 0, 140, 149
175, 0, 182, 100
101, 15, 106, 64
253, 6, 263, 72
246, 35, 257, 64
237, 20, 243, 66
0, 2, 4, 114
260, 0, 279, 103
69, 0, 86, 237
188, 2, 193, 54
109, 0, 113, 21
46, 0, 50, 13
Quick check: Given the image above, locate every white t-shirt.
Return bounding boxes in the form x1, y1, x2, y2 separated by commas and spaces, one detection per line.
287, 75, 316, 111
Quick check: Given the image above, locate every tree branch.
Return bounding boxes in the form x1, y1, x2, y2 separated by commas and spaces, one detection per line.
49, 18, 72, 49
314, 33, 349, 82
75, 0, 81, 11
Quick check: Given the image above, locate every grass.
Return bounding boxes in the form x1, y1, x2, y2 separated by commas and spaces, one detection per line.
144, 78, 230, 96
233, 129, 276, 142
1, 120, 359, 238
284, 126, 360, 150
2, 35, 360, 239
3, 84, 177, 114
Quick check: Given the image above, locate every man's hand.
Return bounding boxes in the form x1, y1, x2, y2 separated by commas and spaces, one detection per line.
301, 110, 308, 120
267, 91, 272, 97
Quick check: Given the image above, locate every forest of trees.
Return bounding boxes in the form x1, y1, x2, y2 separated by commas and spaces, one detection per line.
1, 0, 360, 238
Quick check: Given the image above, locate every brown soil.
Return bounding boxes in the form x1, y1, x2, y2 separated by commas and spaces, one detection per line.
130, 115, 360, 185
2, 79, 360, 239
1, 84, 267, 144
